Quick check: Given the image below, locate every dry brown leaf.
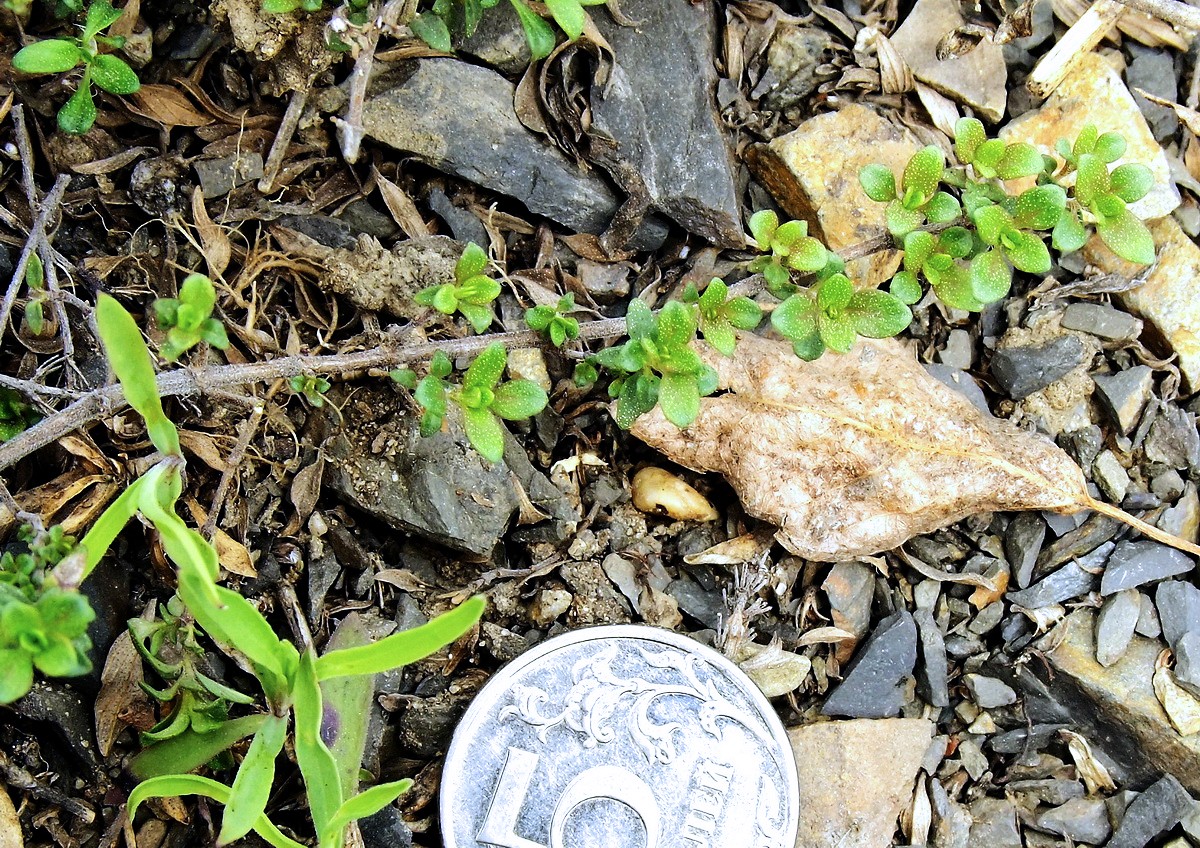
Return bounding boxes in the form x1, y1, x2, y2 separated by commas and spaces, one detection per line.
95, 630, 148, 757
684, 528, 776, 565
375, 569, 428, 592
127, 85, 213, 129
1060, 729, 1117, 793
190, 188, 230, 279
372, 168, 429, 239
631, 335, 1199, 561
1154, 649, 1200, 735
182, 498, 256, 577
1135, 88, 1200, 136
289, 454, 325, 523
0, 782, 21, 848
177, 430, 230, 473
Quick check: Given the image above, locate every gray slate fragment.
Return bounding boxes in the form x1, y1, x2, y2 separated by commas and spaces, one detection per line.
1127, 44, 1179, 142
1006, 512, 1047, 589
1101, 540, 1194, 596
358, 807, 413, 848
1145, 405, 1200, 472
1034, 798, 1112, 845
1156, 580, 1200, 648
938, 329, 974, 370
1096, 589, 1141, 667
1007, 778, 1085, 806
1108, 774, 1193, 848
761, 25, 834, 109
964, 673, 1017, 708
194, 152, 263, 198
667, 574, 723, 629
1093, 366, 1155, 435
822, 610, 918, 718
360, 60, 666, 249
968, 797, 1022, 848
1062, 302, 1143, 341
1137, 591, 1163, 638
591, 0, 743, 247
1093, 449, 1131, 503
925, 365, 992, 415
1007, 561, 1097, 609
991, 336, 1087, 400
1174, 631, 1200, 698
989, 723, 1069, 754
930, 776, 973, 848
915, 608, 950, 707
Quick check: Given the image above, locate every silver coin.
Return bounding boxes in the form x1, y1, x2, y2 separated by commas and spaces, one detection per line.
440, 625, 799, 848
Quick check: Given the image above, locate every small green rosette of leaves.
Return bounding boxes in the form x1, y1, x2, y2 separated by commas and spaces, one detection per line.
414, 243, 502, 333
405, 350, 454, 437
154, 274, 230, 361
525, 293, 580, 347
1065, 127, 1155, 264
0, 587, 95, 703
747, 210, 828, 296
683, 278, 762, 357
954, 118, 1045, 182
0, 387, 40, 441
450, 344, 548, 462
859, 145, 961, 238
772, 273, 912, 361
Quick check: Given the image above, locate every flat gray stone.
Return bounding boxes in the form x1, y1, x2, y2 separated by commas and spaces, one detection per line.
1006, 512, 1047, 589
591, 0, 743, 247
1035, 798, 1112, 845
1008, 778, 1085, 806
823, 610, 918, 719
824, 561, 875, 663
915, 608, 949, 707
1096, 589, 1141, 667
968, 797, 1022, 848
361, 59, 666, 249
1137, 591, 1163, 638
194, 152, 263, 198
1101, 541, 1194, 596
1159, 580, 1200, 649
1145, 405, 1200, 472
1093, 449, 1131, 503
964, 673, 1017, 708
1093, 366, 1155, 435
925, 365, 992, 415
1174, 630, 1200, 698
1127, 43, 1179, 143
761, 24, 834, 110
1008, 561, 1097, 609
1062, 302, 1143, 341
1108, 774, 1193, 848
991, 336, 1087, 400
938, 329, 974, 371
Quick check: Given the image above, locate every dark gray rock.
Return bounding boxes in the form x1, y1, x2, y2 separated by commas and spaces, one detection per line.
1156, 580, 1200, 647
968, 797, 1022, 848
1145, 405, 1200, 472
427, 188, 489, 247
307, 547, 341, 626
1093, 366, 1154, 435
823, 561, 875, 662
991, 336, 1086, 400
1101, 541, 1194, 596
193, 152, 263, 198
915, 608, 950, 707
591, 0, 743, 247
989, 723, 1068, 754
1175, 630, 1200, 697
1034, 798, 1111, 845
1108, 774, 1193, 848
1006, 512, 1046, 588
964, 674, 1017, 708
358, 806, 413, 848
1127, 43, 1179, 143
1062, 302, 1142, 341
1137, 591, 1163, 638
1152, 469, 1186, 501
459, 0, 530, 73
930, 775, 973, 848
1007, 561, 1097, 609
1096, 589, 1141, 667
667, 574, 723, 629
822, 610, 918, 718
361, 59, 667, 249
1007, 778, 1085, 806
761, 24, 834, 110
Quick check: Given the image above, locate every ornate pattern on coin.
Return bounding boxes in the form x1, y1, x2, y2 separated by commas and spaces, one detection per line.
440, 625, 799, 848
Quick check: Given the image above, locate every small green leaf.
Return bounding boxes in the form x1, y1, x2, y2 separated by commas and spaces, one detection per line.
845, 290, 911, 339
771, 292, 817, 342
84, 0, 123, 39
816, 274, 852, 314
1001, 230, 1051, 274
457, 301, 493, 334
58, 76, 97, 135
455, 243, 488, 283
889, 271, 922, 305
658, 372, 700, 428
902, 146, 944, 203
12, 39, 82, 75
615, 373, 658, 429
971, 204, 1012, 246
972, 139, 1006, 178
1109, 163, 1153, 203
791, 331, 826, 361
954, 117, 986, 164
461, 405, 505, 462
326, 780, 415, 837
510, 0, 557, 59
924, 191, 961, 224
939, 226, 974, 259
701, 317, 736, 357
969, 250, 1012, 303
995, 142, 1044, 180
292, 651, 344, 845
626, 299, 656, 340
748, 209, 778, 250
1073, 124, 1099, 157
771, 220, 807, 253
544, 0, 585, 39
128, 775, 305, 848
429, 351, 452, 379
1075, 154, 1110, 206
886, 202, 924, 238
724, 297, 762, 330
463, 344, 506, 391
858, 164, 897, 203
818, 313, 856, 354
491, 380, 547, 420
1013, 184, 1066, 230
1097, 207, 1155, 265
785, 236, 827, 272
410, 11, 452, 51
219, 714, 288, 844
698, 278, 727, 313
457, 275, 501, 305
1052, 208, 1088, 254
1093, 131, 1127, 163
524, 304, 554, 331
931, 264, 983, 312
902, 230, 936, 272
88, 54, 139, 94
656, 301, 696, 351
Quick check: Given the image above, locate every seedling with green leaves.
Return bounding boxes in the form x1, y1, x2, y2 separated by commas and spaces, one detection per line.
11, 0, 140, 135
396, 345, 548, 462
0, 524, 94, 704
23, 254, 48, 337
289, 374, 332, 407
859, 146, 961, 239
414, 243, 502, 334
410, 0, 604, 60
682, 278, 762, 357
746, 210, 828, 296
154, 273, 230, 362
771, 271, 912, 361
525, 293, 580, 348
0, 387, 40, 442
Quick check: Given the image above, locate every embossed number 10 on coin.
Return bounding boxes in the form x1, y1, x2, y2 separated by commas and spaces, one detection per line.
440, 626, 799, 848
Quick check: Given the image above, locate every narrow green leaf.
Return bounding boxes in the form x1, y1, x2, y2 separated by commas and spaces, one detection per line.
510, 0, 557, 59
219, 714, 288, 844
858, 164, 896, 203
84, 0, 122, 40
410, 11, 452, 51
12, 39, 82, 75
463, 343, 507, 390
130, 715, 268, 779
1097, 208, 1156, 265
461, 405, 505, 463
58, 73, 97, 135
127, 775, 305, 848
88, 54, 139, 94
544, 0, 585, 39
658, 372, 700, 428
96, 293, 180, 456
79, 471, 151, 576
490, 380, 548, 420
845, 290, 911, 338
294, 650, 344, 845
317, 597, 485, 680
326, 781, 414, 836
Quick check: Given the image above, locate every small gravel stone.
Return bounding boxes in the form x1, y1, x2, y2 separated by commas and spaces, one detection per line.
1101, 541, 1194, 596
1093, 450, 1132, 502
1062, 302, 1143, 341
1095, 589, 1141, 667
938, 329, 974, 370
824, 561, 875, 662
1173, 630, 1200, 697
1006, 512, 1047, 589
1152, 469, 1186, 501
968, 601, 1005, 635
1008, 778, 1085, 806
1127, 43, 1179, 142
964, 673, 1017, 708
991, 336, 1087, 400
822, 610, 918, 718
1007, 561, 1097, 609
1156, 579, 1200, 647
1145, 405, 1200, 472
1035, 797, 1112, 845
1108, 774, 1193, 848
666, 574, 723, 629
1136, 591, 1162, 638
926, 364, 993, 414
968, 797, 1022, 848
1093, 366, 1155, 435
915, 608, 950, 707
